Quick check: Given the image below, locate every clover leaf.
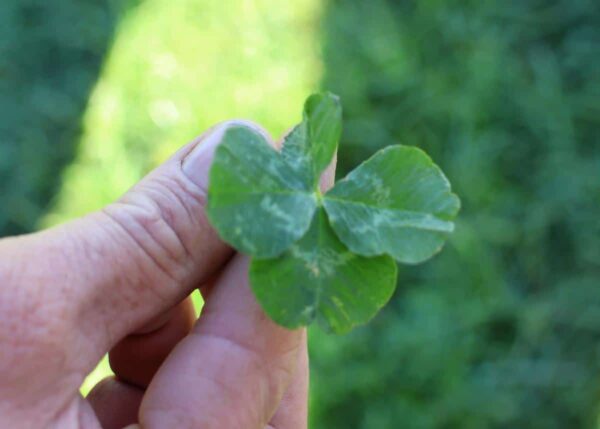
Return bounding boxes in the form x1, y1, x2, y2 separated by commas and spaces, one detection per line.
323, 145, 461, 264
207, 92, 460, 333
250, 208, 397, 334
281, 92, 342, 188
206, 93, 341, 258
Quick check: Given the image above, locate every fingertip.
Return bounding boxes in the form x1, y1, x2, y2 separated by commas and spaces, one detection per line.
181, 119, 274, 193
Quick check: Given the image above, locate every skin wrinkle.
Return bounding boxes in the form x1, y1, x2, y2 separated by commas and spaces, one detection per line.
196, 299, 304, 360
127, 173, 202, 262
110, 194, 189, 275
153, 176, 198, 257
271, 342, 308, 429
194, 324, 301, 424
191, 362, 242, 415
143, 407, 221, 429
69, 211, 170, 355
124, 185, 193, 263
45, 375, 90, 428
168, 172, 210, 245
192, 329, 302, 390
75, 215, 131, 352
101, 206, 183, 293
86, 208, 194, 351
178, 333, 292, 428
105, 209, 180, 303
196, 316, 303, 377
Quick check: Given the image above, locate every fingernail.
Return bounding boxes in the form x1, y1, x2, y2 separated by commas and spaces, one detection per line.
182, 123, 231, 190
182, 121, 269, 190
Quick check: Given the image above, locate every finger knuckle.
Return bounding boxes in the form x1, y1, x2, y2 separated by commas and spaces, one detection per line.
102, 170, 205, 293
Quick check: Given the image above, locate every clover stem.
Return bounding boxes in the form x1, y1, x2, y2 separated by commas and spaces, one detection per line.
315, 188, 324, 206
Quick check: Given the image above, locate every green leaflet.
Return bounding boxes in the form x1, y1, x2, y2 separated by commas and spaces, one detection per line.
324, 145, 460, 264
207, 92, 460, 333
207, 126, 317, 258
250, 208, 397, 334
282, 92, 342, 188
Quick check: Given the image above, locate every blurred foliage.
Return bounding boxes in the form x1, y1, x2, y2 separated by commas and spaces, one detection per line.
309, 0, 600, 428
43, 0, 323, 226
0, 0, 129, 236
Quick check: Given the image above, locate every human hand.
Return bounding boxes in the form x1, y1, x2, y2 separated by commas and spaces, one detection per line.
0, 121, 335, 429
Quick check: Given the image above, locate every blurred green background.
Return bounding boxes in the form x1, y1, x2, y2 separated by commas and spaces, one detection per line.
2, 0, 600, 427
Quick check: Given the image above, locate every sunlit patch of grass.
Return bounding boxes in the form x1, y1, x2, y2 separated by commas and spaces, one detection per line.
80, 354, 111, 396
44, 0, 323, 225
38, 0, 323, 395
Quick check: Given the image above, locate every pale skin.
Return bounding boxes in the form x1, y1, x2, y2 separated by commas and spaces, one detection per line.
0, 120, 336, 429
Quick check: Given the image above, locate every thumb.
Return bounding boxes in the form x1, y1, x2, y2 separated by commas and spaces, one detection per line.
0, 120, 271, 371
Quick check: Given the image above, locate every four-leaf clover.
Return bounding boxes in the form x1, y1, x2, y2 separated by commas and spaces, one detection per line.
207, 93, 460, 333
